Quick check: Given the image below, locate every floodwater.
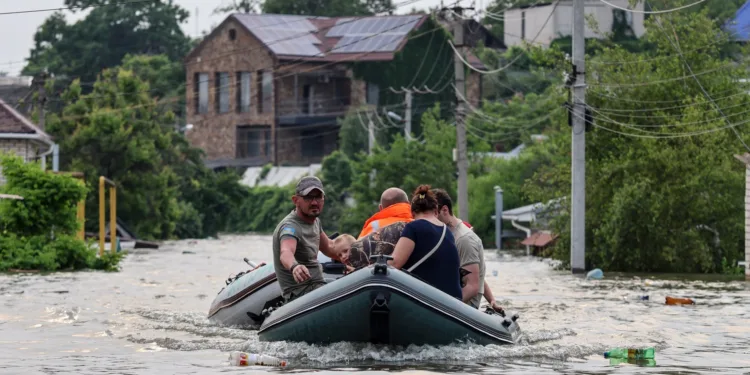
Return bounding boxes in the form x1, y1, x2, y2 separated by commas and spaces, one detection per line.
1, 234, 749, 374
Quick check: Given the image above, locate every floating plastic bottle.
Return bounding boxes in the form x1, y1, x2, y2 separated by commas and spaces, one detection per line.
609, 358, 656, 367
665, 296, 694, 305
586, 268, 603, 280
604, 347, 655, 360
229, 351, 287, 367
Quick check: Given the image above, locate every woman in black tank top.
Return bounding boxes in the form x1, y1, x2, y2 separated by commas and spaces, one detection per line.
388, 185, 462, 300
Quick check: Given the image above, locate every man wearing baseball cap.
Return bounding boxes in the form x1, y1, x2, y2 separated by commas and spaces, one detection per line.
272, 176, 344, 302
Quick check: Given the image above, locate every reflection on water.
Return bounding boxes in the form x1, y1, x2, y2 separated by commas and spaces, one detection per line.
1, 234, 749, 374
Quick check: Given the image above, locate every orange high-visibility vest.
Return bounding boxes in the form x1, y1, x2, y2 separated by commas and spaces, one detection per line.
357, 202, 414, 239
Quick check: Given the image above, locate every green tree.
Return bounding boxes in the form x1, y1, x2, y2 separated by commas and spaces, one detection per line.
214, 0, 261, 14
120, 54, 185, 117
45, 68, 182, 240
261, 0, 394, 16
524, 11, 750, 273
23, 0, 191, 86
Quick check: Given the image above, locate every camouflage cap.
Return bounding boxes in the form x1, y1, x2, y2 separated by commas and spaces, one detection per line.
296, 176, 325, 196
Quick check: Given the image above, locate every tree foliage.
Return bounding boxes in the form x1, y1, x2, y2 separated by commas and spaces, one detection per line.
23, 0, 191, 85
524, 11, 750, 273
214, 0, 262, 14
261, 0, 394, 16
45, 68, 182, 240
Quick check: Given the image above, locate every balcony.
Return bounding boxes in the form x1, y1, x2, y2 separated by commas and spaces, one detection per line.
276, 70, 352, 127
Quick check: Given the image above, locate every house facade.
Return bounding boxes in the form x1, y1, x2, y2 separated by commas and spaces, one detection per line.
0, 98, 54, 185
503, 0, 646, 48
184, 13, 497, 168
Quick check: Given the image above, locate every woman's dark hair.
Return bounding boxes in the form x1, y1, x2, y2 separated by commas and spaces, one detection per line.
410, 184, 438, 214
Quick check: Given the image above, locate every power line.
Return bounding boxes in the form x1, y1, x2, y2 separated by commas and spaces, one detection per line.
599, 0, 708, 14
647, 0, 750, 152
448, 0, 560, 75
0, 0, 157, 16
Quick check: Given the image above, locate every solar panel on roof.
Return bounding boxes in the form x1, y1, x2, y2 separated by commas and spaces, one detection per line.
328, 15, 421, 54
333, 34, 405, 53
234, 14, 323, 56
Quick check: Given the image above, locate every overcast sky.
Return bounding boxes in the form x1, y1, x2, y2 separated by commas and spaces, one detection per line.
0, 0, 488, 77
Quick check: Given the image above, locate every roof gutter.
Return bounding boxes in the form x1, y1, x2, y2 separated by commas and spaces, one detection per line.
0, 132, 56, 171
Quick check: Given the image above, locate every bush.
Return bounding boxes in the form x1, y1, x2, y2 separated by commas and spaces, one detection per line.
0, 154, 86, 236
0, 153, 123, 272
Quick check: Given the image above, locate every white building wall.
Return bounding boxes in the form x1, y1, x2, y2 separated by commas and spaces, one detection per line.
504, 0, 645, 48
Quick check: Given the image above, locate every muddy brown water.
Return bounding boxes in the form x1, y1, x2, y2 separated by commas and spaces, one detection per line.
1, 234, 749, 374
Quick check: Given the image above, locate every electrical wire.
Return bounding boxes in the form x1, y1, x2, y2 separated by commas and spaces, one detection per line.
599, 0, 708, 14
448, 0, 560, 74
647, 1, 750, 152
0, 0, 157, 16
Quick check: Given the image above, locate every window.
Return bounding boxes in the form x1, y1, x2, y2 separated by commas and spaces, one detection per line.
215, 72, 230, 113
521, 11, 526, 40
258, 70, 273, 113
236, 126, 270, 158
301, 129, 324, 158
194, 73, 208, 114
237, 72, 251, 113
366, 82, 379, 106
229, 28, 237, 41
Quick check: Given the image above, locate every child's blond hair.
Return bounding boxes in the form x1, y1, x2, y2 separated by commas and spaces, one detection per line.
333, 234, 356, 249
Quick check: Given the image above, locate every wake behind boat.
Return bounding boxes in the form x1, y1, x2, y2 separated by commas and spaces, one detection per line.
258, 255, 522, 346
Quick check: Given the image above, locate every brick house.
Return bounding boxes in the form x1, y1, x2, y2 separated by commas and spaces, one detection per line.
0, 98, 54, 185
184, 13, 501, 168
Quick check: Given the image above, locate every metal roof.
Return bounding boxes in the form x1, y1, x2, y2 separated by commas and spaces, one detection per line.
233, 14, 323, 57
230, 14, 426, 60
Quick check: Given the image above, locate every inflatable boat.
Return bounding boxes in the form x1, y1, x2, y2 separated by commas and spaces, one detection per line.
207, 252, 347, 327
258, 255, 522, 346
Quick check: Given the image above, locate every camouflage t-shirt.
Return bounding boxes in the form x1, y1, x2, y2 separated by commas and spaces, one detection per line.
348, 221, 407, 269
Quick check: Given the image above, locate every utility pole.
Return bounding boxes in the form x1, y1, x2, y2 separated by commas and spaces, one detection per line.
452, 7, 470, 222
33, 72, 47, 130
367, 111, 375, 155
404, 90, 412, 142
570, 0, 587, 274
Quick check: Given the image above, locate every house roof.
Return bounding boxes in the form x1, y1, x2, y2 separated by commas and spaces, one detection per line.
229, 13, 427, 62
0, 98, 51, 139
520, 231, 557, 247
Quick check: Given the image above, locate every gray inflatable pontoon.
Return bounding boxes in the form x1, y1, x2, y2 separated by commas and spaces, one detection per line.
258, 255, 522, 346
207, 253, 346, 327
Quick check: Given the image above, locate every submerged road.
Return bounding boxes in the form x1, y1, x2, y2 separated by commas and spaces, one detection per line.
1, 234, 749, 374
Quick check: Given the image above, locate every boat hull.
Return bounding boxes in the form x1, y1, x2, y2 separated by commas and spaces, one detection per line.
208, 254, 346, 327
258, 264, 521, 346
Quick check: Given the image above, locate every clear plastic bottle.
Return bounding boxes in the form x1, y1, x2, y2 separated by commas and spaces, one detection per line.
228, 351, 287, 367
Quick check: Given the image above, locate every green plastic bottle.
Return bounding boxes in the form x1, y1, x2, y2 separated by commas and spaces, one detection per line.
603, 347, 655, 359
609, 358, 656, 367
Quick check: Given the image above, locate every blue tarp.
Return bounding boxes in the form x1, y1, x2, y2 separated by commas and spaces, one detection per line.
725, 0, 750, 42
